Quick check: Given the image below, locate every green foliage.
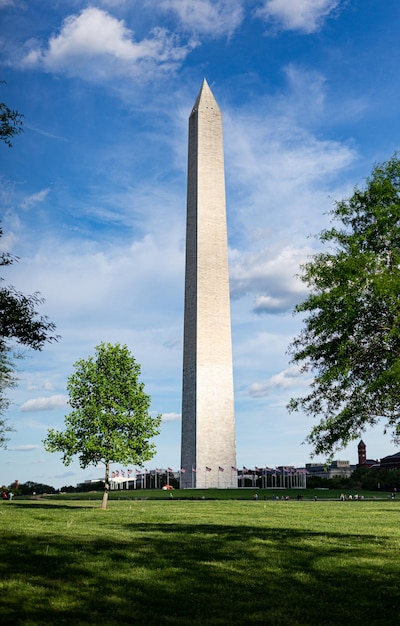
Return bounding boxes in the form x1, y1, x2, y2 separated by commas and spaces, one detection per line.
0, 348, 16, 447
0, 283, 58, 352
0, 227, 58, 447
288, 155, 400, 455
0, 84, 23, 147
351, 466, 400, 491
0, 227, 58, 352
0, 417, 13, 449
14, 481, 57, 495
76, 481, 105, 493
0, 91, 55, 446
43, 342, 161, 507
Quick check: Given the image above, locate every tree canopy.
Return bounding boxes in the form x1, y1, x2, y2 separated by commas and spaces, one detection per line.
0, 83, 23, 147
288, 155, 400, 456
0, 93, 56, 446
43, 342, 162, 509
0, 227, 58, 446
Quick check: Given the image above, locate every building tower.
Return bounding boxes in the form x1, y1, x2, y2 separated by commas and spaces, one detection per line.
180, 79, 237, 489
358, 440, 366, 465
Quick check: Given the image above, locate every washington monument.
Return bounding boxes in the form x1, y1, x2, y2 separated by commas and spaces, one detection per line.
180, 79, 237, 489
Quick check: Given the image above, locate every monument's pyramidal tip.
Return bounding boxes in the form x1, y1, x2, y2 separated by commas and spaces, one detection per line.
191, 78, 220, 115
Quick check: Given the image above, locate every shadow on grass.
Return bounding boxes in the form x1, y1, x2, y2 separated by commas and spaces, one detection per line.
1, 519, 399, 625
8, 502, 95, 510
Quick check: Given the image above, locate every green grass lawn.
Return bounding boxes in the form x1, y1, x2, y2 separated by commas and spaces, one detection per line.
1, 498, 399, 625
37, 487, 388, 501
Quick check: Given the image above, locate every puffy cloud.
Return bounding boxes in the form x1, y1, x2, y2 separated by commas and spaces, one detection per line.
21, 7, 196, 80
162, 412, 181, 422
159, 0, 244, 37
222, 68, 357, 288
230, 245, 311, 313
247, 365, 311, 397
255, 0, 341, 34
20, 395, 69, 412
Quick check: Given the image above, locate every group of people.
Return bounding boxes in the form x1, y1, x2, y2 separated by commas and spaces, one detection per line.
339, 493, 364, 500
1, 491, 12, 501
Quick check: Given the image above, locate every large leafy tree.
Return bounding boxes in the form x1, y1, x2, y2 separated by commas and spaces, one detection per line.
0, 349, 16, 447
43, 342, 162, 509
1, 92, 56, 446
288, 155, 400, 456
0, 228, 58, 447
0, 82, 23, 147
0, 239, 58, 352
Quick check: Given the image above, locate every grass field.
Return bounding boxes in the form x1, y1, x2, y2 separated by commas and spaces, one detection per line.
33, 486, 388, 501
1, 497, 399, 625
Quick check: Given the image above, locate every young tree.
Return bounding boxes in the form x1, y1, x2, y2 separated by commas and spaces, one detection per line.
43, 342, 162, 509
288, 155, 400, 456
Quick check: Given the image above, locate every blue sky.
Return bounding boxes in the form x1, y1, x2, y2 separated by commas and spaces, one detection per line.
1, 0, 400, 489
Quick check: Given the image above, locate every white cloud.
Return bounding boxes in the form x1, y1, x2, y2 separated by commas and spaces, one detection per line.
0, 227, 17, 253
247, 365, 311, 397
12, 444, 42, 451
20, 395, 69, 412
159, 0, 244, 37
255, 0, 341, 34
21, 7, 196, 80
21, 188, 51, 210
162, 412, 181, 422
223, 68, 357, 246
230, 244, 311, 313
27, 380, 54, 392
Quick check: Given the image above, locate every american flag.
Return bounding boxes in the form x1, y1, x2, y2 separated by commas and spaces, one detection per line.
192, 467, 197, 472
231, 466, 237, 471
243, 466, 248, 473
218, 466, 224, 472
168, 467, 173, 473
156, 468, 161, 473
206, 466, 212, 472
135, 469, 141, 474
127, 469, 132, 476
180, 468, 186, 473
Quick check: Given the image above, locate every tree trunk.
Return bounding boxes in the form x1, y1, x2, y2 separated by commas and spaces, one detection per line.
101, 460, 110, 510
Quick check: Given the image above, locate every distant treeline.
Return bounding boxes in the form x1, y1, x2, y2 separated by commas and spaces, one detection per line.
307, 465, 400, 491
3, 466, 400, 495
